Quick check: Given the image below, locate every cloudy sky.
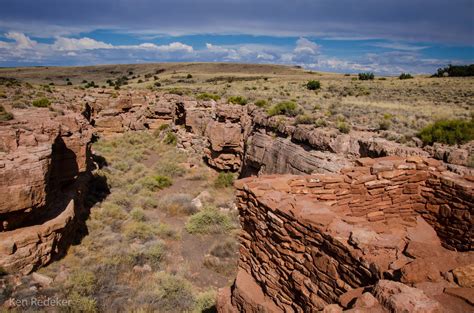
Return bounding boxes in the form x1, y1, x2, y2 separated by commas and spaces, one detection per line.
0, 0, 472, 74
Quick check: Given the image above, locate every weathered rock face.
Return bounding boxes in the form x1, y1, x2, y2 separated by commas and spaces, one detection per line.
217, 157, 474, 312
0, 108, 92, 274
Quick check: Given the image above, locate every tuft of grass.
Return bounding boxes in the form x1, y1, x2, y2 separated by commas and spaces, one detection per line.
193, 290, 217, 313
294, 114, 315, 125
254, 99, 268, 108
214, 172, 235, 188
32, 97, 51, 107
185, 207, 235, 234
227, 96, 247, 105
130, 208, 146, 221
163, 132, 177, 145
267, 101, 301, 117
123, 221, 158, 241
418, 119, 474, 145
140, 175, 172, 191
336, 121, 351, 134
197, 93, 220, 101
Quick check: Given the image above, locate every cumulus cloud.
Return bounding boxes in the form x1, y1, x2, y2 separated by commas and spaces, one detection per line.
5, 31, 37, 49
52, 37, 113, 51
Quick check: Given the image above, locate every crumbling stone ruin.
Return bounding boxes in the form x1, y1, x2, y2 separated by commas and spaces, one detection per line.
0, 90, 472, 311
0, 108, 92, 274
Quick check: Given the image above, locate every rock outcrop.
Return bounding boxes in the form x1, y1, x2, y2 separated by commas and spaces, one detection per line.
218, 156, 474, 312
0, 108, 92, 274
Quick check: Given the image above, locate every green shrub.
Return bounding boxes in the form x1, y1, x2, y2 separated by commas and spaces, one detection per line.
267, 101, 300, 117
0, 266, 7, 276
254, 99, 268, 108
185, 208, 234, 234
158, 123, 170, 131
66, 270, 97, 296
294, 114, 315, 125
0, 105, 13, 121
68, 292, 97, 313
132, 241, 165, 268
306, 80, 321, 90
399, 73, 413, 80
123, 221, 158, 240
314, 118, 327, 128
153, 273, 195, 313
358, 72, 374, 80
141, 175, 172, 191
418, 119, 474, 145
336, 121, 351, 134
130, 208, 146, 221
228, 96, 247, 105
197, 93, 220, 101
32, 97, 51, 107
193, 290, 217, 313
214, 172, 235, 188
163, 132, 177, 145
186, 74, 193, 79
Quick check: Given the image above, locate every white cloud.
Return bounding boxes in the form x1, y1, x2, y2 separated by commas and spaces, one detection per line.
5, 31, 37, 49
294, 37, 320, 55
371, 42, 430, 51
52, 37, 113, 51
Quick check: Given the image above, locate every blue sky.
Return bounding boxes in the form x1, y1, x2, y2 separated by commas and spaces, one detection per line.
0, 0, 472, 74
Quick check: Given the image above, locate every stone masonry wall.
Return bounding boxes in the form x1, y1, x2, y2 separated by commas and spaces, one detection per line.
218, 156, 473, 312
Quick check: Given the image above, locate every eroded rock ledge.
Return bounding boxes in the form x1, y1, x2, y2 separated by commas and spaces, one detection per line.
217, 156, 473, 312
0, 108, 92, 274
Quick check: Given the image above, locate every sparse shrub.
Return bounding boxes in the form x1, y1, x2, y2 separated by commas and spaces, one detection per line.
140, 175, 172, 191
186, 74, 193, 79
66, 270, 97, 296
197, 93, 220, 101
210, 239, 237, 258
153, 273, 195, 313
130, 208, 146, 221
123, 220, 158, 240
132, 241, 165, 268
214, 172, 234, 188
314, 118, 327, 128
158, 123, 170, 131
0, 266, 7, 276
158, 193, 196, 215
193, 290, 217, 313
0, 105, 13, 121
228, 96, 247, 105
67, 81, 73, 85
185, 207, 234, 234
418, 119, 474, 145
294, 114, 315, 125
163, 132, 177, 145
336, 121, 351, 134
67, 292, 97, 313
306, 80, 321, 90
154, 161, 185, 178
154, 81, 162, 87
267, 101, 300, 117
32, 97, 51, 107
399, 73, 413, 80
254, 99, 268, 108
358, 72, 374, 80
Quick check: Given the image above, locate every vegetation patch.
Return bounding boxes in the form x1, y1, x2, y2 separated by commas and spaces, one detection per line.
418, 119, 474, 145
267, 101, 301, 117
306, 80, 321, 90
214, 172, 235, 188
399, 73, 414, 80
358, 72, 375, 80
228, 95, 248, 105
185, 207, 235, 234
197, 92, 220, 101
32, 97, 51, 107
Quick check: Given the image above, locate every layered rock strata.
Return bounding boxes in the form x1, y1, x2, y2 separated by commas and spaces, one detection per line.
0, 108, 92, 274
218, 156, 474, 312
